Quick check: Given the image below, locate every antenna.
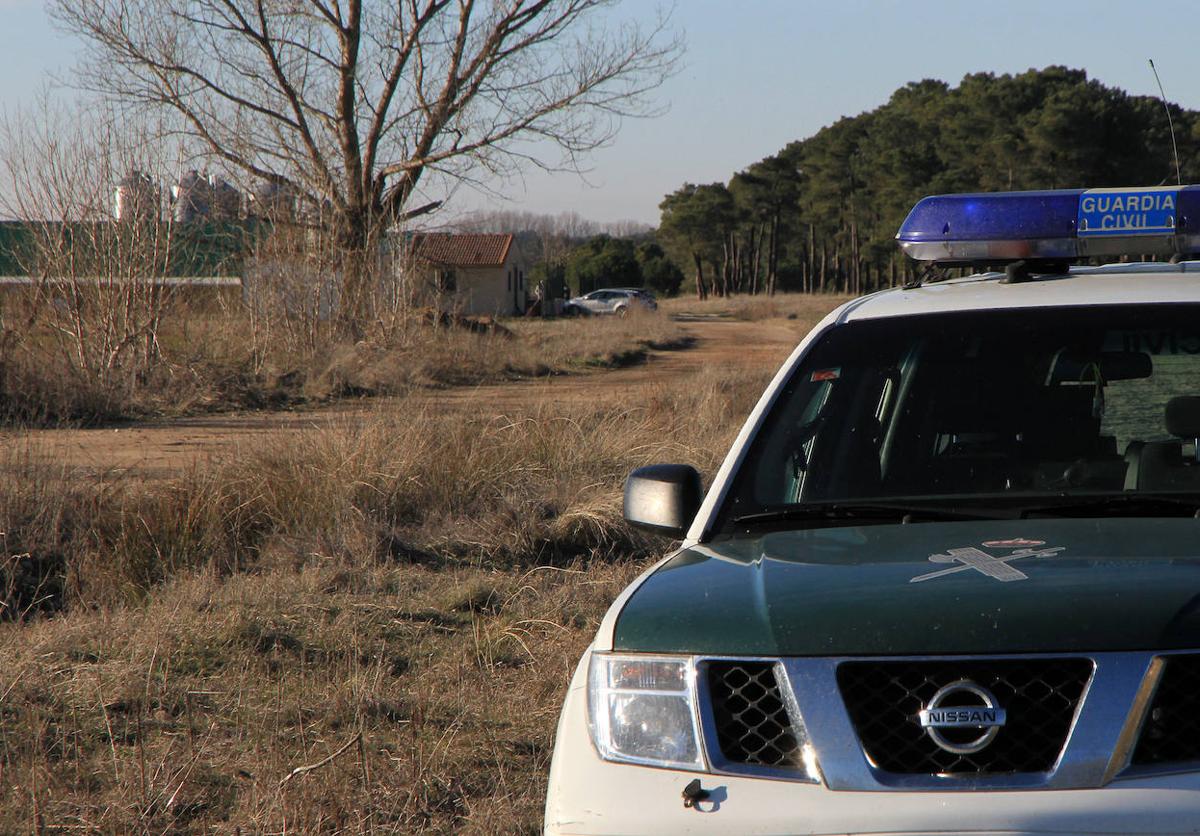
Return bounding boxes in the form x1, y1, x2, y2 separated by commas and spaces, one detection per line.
1149, 58, 1182, 186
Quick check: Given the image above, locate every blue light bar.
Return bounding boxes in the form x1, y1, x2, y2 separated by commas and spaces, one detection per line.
897, 185, 1200, 264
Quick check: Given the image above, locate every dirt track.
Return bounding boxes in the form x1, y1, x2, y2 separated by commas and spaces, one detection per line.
13, 317, 807, 479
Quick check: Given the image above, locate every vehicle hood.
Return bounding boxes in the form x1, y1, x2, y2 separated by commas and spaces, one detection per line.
612, 518, 1200, 656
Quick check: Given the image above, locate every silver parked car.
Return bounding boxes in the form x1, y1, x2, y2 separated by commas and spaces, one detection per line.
564, 288, 657, 316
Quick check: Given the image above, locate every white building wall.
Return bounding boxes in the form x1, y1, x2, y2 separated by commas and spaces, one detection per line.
453, 256, 527, 315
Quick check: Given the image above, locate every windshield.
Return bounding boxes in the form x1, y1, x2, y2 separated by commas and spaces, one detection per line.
720, 304, 1200, 529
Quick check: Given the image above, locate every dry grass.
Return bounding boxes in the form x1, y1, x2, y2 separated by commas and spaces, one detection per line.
661, 291, 854, 323
0, 302, 686, 425
311, 308, 687, 398
0, 364, 771, 832
0, 559, 641, 832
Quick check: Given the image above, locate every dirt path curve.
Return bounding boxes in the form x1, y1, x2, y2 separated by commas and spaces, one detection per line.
13, 317, 807, 479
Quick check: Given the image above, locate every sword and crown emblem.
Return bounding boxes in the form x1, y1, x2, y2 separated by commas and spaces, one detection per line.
910, 540, 1065, 584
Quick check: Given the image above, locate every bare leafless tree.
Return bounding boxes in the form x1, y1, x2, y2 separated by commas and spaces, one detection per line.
50, 0, 679, 321
0, 103, 192, 413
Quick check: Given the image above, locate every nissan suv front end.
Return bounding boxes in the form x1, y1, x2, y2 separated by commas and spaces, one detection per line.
544, 187, 1200, 835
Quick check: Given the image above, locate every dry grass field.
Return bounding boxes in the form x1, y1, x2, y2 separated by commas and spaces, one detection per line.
0, 300, 689, 426
661, 291, 853, 323
0, 294, 846, 833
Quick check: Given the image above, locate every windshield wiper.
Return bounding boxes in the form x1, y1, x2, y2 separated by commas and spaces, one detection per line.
1019, 494, 1200, 519
733, 502, 996, 527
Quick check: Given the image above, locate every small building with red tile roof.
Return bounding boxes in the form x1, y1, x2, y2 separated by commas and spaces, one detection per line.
405, 232, 528, 315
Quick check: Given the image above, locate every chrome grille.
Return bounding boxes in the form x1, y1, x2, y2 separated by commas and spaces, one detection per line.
1132, 654, 1200, 766
837, 658, 1092, 775
705, 661, 803, 768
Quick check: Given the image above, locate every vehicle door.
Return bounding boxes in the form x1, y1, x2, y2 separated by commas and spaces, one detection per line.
584, 291, 610, 313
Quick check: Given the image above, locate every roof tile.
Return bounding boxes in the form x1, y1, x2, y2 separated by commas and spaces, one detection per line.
410, 233, 513, 267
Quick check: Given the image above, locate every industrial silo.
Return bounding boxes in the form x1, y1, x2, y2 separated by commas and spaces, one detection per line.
249, 181, 297, 222
208, 174, 242, 220
171, 171, 211, 223
114, 170, 161, 221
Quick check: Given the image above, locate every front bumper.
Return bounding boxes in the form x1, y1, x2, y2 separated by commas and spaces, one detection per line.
544, 649, 1200, 836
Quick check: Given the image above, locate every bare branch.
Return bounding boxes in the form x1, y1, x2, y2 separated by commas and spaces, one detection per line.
49, 0, 681, 262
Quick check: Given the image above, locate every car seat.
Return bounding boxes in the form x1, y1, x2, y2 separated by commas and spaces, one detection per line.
1128, 396, 1200, 492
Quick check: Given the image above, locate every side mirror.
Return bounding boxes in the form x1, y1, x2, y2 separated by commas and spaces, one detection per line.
623, 464, 702, 537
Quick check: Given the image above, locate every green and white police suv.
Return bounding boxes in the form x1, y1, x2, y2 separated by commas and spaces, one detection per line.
544, 186, 1200, 835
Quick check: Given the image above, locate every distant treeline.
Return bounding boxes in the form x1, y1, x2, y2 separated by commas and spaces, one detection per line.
453, 209, 681, 296
657, 66, 1200, 297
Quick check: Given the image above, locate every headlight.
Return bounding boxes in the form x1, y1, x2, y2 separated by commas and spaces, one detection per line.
587, 653, 704, 770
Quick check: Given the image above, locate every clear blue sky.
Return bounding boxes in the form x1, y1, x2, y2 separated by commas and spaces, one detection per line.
4, 0, 1200, 224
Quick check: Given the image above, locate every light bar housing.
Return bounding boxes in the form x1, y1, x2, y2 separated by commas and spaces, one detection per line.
896, 185, 1200, 266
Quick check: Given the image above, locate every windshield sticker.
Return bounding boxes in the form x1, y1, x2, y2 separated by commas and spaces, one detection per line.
981, 538, 1044, 548
1117, 331, 1200, 356
810, 368, 841, 382
910, 543, 1066, 584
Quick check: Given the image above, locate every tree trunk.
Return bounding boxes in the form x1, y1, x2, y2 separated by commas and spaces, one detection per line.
767, 211, 780, 296
833, 242, 841, 294
807, 223, 816, 293
334, 210, 378, 337
819, 243, 827, 293
850, 217, 860, 295
724, 232, 734, 295
750, 224, 762, 295
693, 251, 708, 300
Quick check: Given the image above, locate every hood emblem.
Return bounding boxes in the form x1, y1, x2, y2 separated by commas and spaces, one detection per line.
910, 543, 1065, 584
918, 681, 1007, 754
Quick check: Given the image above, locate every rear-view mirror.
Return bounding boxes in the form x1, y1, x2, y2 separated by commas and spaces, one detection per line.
623, 464, 702, 537
1047, 350, 1152, 384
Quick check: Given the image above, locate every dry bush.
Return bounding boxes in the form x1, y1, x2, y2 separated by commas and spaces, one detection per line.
0, 288, 687, 423
306, 309, 687, 399
0, 103, 220, 424
508, 309, 690, 369
0, 328, 130, 423
0, 364, 769, 831
0, 291, 279, 423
